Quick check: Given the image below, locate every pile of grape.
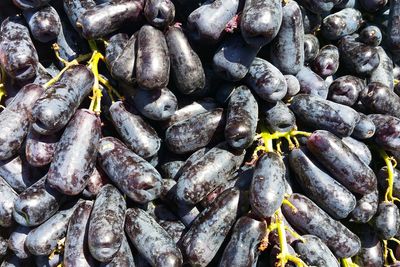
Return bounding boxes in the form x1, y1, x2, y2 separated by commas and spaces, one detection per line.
1, 0, 400, 266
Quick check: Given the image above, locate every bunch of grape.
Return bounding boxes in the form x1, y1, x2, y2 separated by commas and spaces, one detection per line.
1, 0, 400, 266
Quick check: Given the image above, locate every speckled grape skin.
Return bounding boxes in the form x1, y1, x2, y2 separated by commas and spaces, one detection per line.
358, 25, 382, 46
312, 45, 339, 78
352, 114, 376, 140
388, 0, 400, 55
304, 34, 320, 63
165, 108, 224, 154
342, 137, 372, 165
125, 208, 183, 267
0, 15, 38, 81
64, 201, 96, 267
23, 6, 61, 43
166, 26, 205, 94
213, 34, 260, 81
88, 185, 126, 262
136, 25, 170, 90
219, 216, 266, 267
240, 0, 282, 47
144, 0, 175, 28
250, 152, 285, 218
270, 1, 304, 75
175, 143, 243, 205
63, 0, 96, 32
0, 155, 38, 193
110, 101, 160, 158
369, 114, 400, 151
0, 177, 18, 227
299, 0, 339, 14
354, 225, 384, 267
82, 168, 109, 198
307, 130, 377, 194
133, 87, 178, 121
8, 226, 30, 259
263, 101, 296, 133
0, 235, 7, 260
369, 47, 394, 90
79, 0, 144, 39
289, 148, 356, 219
290, 94, 360, 137
180, 188, 240, 266
322, 8, 362, 40
25, 201, 80, 255
12, 0, 52, 9
32, 65, 94, 135
105, 33, 128, 68
373, 202, 400, 240
350, 189, 378, 223
360, 82, 400, 118
47, 109, 100, 195
282, 193, 361, 258
98, 137, 163, 204
186, 0, 239, 43
99, 234, 135, 267
328, 75, 364, 106
25, 130, 58, 167
245, 57, 287, 102
295, 67, 328, 99
13, 177, 64, 227
294, 235, 339, 267
225, 85, 258, 150
284, 75, 300, 97
109, 34, 136, 84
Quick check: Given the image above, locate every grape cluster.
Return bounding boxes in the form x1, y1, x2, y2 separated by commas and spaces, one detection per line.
1, 0, 400, 266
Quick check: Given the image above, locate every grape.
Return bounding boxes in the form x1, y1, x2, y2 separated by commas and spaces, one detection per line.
388, 0, 400, 54
63, 0, 96, 32
82, 168, 109, 199
359, 0, 388, 12
32, 65, 94, 135
8, 226, 31, 259
187, 0, 239, 43
144, 0, 175, 28
312, 45, 339, 78
99, 234, 135, 267
282, 193, 361, 258
180, 188, 240, 266
350, 189, 379, 223
97, 137, 163, 204
64, 200, 96, 267
25, 129, 58, 167
289, 148, 356, 219
35, 253, 63, 267
250, 152, 286, 218
328, 75, 364, 106
109, 34, 136, 84
322, 8, 363, 40
304, 33, 320, 63
23, 5, 61, 43
219, 216, 267, 267
213, 34, 260, 81
0, 177, 18, 227
352, 113, 376, 139
13, 177, 64, 227
358, 25, 382, 46
372, 202, 400, 240
293, 235, 340, 267
342, 136, 372, 165
225, 85, 258, 149
165, 26, 205, 94
369, 114, 400, 151
296, 66, 328, 99
160, 161, 184, 180
25, 201, 80, 255
0, 155, 38, 193
300, 6, 321, 34
0, 236, 7, 260
105, 33, 128, 69
165, 108, 224, 154
125, 208, 183, 267
299, 0, 339, 14
136, 25, 170, 90
360, 82, 400, 118
307, 130, 377, 194
245, 57, 287, 102
0, 15, 38, 82
290, 94, 360, 137
175, 143, 244, 205
284, 75, 301, 98
354, 225, 384, 267
109, 101, 161, 158
133, 87, 178, 121
369, 47, 394, 90
270, 0, 304, 75
240, 0, 282, 47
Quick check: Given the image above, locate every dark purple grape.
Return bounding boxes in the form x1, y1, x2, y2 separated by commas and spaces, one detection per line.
245, 57, 287, 102
125, 208, 183, 267
378, 167, 400, 198
165, 26, 205, 94
240, 0, 282, 47
165, 108, 224, 154
290, 147, 356, 219
307, 130, 377, 194
321, 8, 362, 40
8, 226, 30, 259
354, 225, 384, 267
63, 0, 96, 33
219, 216, 267, 267
64, 200, 96, 267
312, 45, 339, 78
109, 34, 136, 84
304, 34, 319, 63
360, 82, 400, 118
282, 193, 361, 258
358, 25, 382, 46
290, 94, 360, 137
300, 6, 321, 34
180, 188, 240, 266
23, 5, 61, 43
328, 75, 364, 106
284, 75, 301, 98
296, 67, 328, 99
350, 189, 378, 223
0, 177, 18, 227
352, 113, 376, 139
175, 143, 244, 205
359, 0, 387, 12
25, 130, 58, 167
225, 85, 258, 149
250, 152, 286, 218
388, 0, 400, 55
369, 47, 394, 90
293, 235, 339, 267
105, 33, 129, 69
372, 202, 400, 240
144, 0, 175, 28
299, 0, 339, 14
270, 0, 304, 75
342, 137, 372, 165
12, 0, 52, 9
369, 114, 400, 151
98, 137, 163, 204
82, 168, 109, 198
0, 15, 38, 81
13, 177, 64, 227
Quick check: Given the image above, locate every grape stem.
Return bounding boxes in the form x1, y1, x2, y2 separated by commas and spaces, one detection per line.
341, 257, 359, 267
88, 50, 104, 113
378, 148, 400, 204
0, 66, 6, 104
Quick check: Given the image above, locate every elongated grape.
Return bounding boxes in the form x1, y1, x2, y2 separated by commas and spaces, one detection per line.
99, 234, 135, 267
350, 189, 378, 223
23, 5, 61, 43
369, 47, 394, 90
0, 177, 18, 227
328, 75, 364, 106
110, 34, 136, 84
388, 0, 400, 54
372, 202, 400, 240
13, 0, 52, 9
296, 66, 328, 99
354, 225, 384, 267
144, 0, 175, 28
8, 226, 30, 259
282, 193, 361, 258
25, 130, 58, 167
293, 235, 339, 267
368, 114, 400, 151
98, 137, 163, 204
360, 82, 400, 118
105, 33, 128, 69
321, 8, 362, 40
125, 208, 183, 267
342, 137, 372, 165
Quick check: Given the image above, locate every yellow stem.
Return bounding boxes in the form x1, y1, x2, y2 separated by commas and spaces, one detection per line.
341, 258, 359, 267
0, 67, 6, 103
44, 59, 79, 89
98, 75, 123, 102
379, 149, 399, 203
88, 51, 104, 113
